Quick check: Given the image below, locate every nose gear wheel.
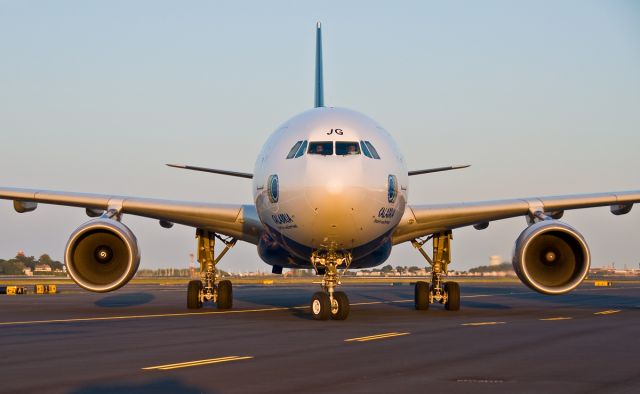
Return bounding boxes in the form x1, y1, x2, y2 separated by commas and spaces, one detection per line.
310, 249, 352, 320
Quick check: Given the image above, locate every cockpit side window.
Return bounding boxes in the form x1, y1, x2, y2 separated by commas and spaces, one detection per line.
335, 141, 360, 156
308, 141, 333, 155
286, 141, 303, 159
360, 141, 373, 158
294, 140, 308, 158
364, 141, 381, 159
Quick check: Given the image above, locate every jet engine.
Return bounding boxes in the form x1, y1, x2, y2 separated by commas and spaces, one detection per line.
513, 220, 590, 295
65, 219, 140, 292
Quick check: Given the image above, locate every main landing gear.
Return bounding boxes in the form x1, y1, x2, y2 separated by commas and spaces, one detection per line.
310, 250, 352, 320
411, 231, 461, 311
187, 229, 237, 310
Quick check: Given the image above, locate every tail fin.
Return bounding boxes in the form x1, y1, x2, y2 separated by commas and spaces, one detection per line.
314, 22, 324, 108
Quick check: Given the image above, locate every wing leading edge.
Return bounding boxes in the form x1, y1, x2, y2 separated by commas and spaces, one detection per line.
0, 187, 263, 245
393, 190, 640, 244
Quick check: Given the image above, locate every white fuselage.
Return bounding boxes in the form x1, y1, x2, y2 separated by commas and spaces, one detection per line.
252, 107, 408, 269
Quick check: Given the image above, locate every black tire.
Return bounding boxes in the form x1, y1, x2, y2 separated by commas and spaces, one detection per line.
187, 280, 203, 309
330, 291, 350, 320
310, 292, 331, 320
415, 281, 430, 310
217, 280, 233, 309
445, 281, 460, 311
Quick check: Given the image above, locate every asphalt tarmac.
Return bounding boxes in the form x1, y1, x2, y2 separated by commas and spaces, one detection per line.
0, 281, 639, 394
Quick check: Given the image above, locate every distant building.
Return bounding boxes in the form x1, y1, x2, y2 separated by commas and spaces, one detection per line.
34, 264, 52, 273
489, 255, 502, 266
23, 267, 33, 276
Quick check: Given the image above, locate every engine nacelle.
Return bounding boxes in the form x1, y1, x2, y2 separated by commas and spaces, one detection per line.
513, 220, 590, 295
65, 219, 140, 292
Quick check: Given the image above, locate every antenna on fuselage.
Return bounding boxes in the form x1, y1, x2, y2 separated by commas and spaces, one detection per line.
314, 21, 324, 108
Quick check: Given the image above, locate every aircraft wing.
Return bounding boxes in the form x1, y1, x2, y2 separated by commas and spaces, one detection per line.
392, 190, 640, 244
0, 187, 263, 245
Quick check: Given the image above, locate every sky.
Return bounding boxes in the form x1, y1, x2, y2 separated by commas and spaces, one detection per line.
1, 1, 639, 273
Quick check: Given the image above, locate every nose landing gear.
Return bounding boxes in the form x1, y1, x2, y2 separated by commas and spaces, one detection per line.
310, 250, 351, 320
412, 231, 460, 311
187, 229, 237, 310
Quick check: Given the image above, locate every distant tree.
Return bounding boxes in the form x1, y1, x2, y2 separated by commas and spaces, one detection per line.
408, 266, 421, 273
38, 254, 53, 265
381, 264, 394, 273
39, 254, 63, 270
469, 262, 513, 273
0, 260, 24, 275
14, 253, 36, 270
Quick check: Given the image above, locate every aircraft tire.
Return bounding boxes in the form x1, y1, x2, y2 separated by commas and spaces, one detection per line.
311, 292, 331, 320
415, 281, 429, 310
217, 280, 233, 309
330, 291, 350, 320
187, 280, 203, 309
445, 281, 460, 311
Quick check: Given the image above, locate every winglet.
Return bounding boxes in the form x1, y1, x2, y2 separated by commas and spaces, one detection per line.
314, 22, 324, 108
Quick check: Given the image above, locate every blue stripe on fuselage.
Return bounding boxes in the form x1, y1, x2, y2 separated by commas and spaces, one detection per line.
258, 224, 393, 269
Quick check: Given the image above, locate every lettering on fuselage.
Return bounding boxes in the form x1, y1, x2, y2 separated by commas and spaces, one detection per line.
374, 207, 396, 225
326, 128, 344, 135
272, 213, 298, 230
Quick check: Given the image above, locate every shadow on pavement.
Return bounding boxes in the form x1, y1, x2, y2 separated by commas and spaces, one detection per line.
70, 378, 210, 394
95, 292, 155, 307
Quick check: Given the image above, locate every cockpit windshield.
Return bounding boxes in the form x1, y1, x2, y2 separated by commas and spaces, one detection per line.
286, 141, 303, 159
289, 140, 379, 158
308, 141, 333, 155
363, 141, 381, 159
335, 141, 360, 156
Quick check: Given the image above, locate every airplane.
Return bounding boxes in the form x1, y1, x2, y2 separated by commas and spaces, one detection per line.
1, 23, 638, 320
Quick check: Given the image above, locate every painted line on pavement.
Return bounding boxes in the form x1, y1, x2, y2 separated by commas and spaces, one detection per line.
0, 306, 299, 326
143, 356, 253, 371
594, 309, 621, 315
0, 294, 504, 326
539, 317, 573, 321
345, 332, 410, 342
461, 321, 506, 327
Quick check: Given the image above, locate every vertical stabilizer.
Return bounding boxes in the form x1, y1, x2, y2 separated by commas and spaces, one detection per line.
314, 22, 324, 108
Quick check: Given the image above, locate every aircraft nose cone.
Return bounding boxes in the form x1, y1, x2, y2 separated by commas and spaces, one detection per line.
300, 159, 390, 249
325, 178, 344, 196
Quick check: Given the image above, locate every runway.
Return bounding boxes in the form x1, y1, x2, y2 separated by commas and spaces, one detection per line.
1, 281, 639, 393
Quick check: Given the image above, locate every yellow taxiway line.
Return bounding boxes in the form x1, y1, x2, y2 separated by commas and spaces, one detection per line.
0, 306, 299, 326
345, 332, 410, 342
0, 295, 500, 327
461, 321, 506, 326
2, 291, 619, 327
143, 356, 253, 371
594, 309, 621, 315
539, 317, 573, 321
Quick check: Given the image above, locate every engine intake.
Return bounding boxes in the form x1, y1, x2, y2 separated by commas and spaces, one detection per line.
65, 219, 140, 292
513, 220, 590, 295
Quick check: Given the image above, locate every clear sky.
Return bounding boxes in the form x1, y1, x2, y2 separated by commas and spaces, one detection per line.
1, 1, 639, 273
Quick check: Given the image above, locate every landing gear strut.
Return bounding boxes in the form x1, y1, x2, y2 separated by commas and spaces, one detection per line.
411, 231, 460, 311
310, 250, 351, 320
187, 229, 237, 309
